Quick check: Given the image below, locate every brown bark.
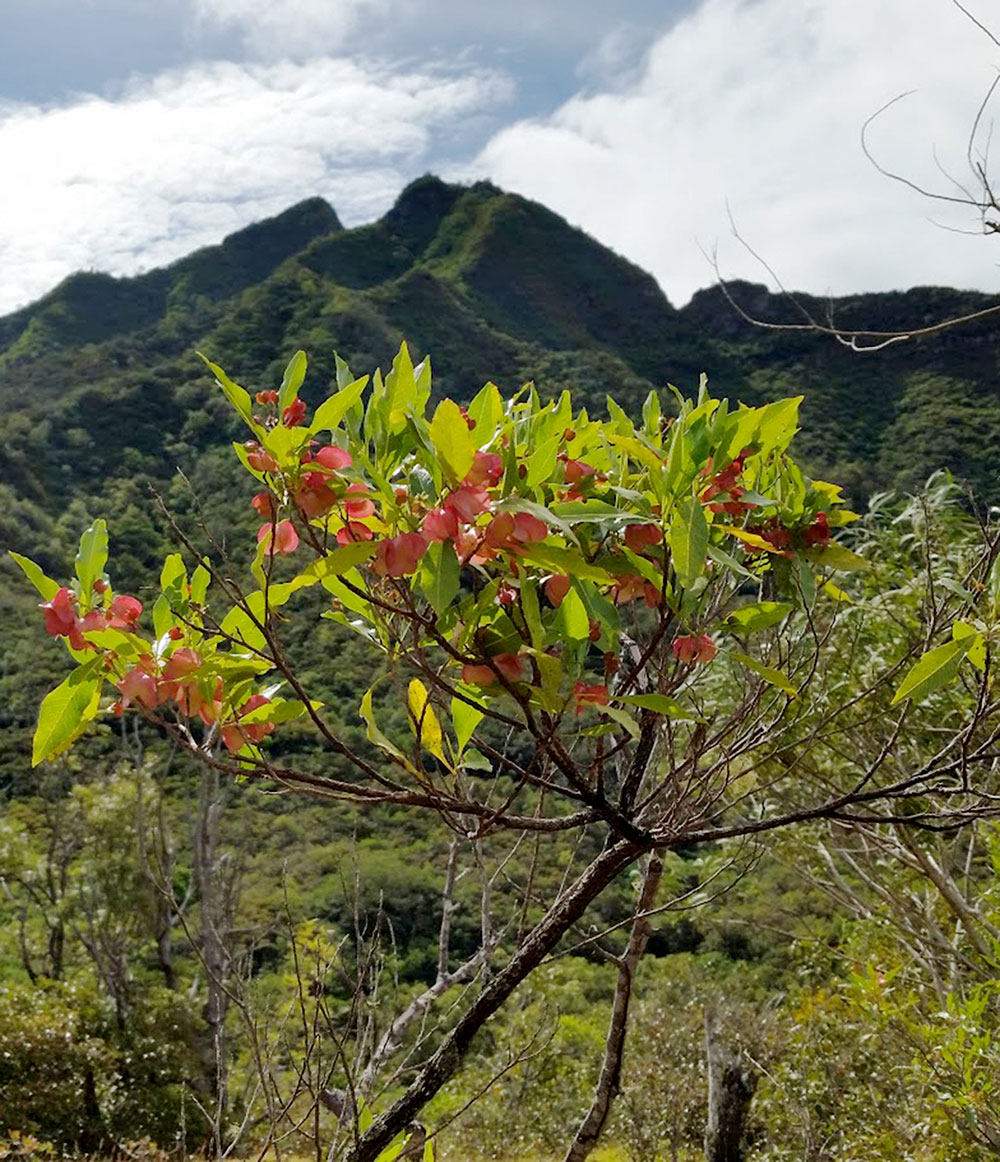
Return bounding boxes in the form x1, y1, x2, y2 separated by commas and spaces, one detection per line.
562, 853, 664, 1162
343, 837, 646, 1162
704, 1009, 757, 1162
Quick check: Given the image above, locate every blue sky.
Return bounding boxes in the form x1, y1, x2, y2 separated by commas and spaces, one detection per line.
1, 0, 998, 314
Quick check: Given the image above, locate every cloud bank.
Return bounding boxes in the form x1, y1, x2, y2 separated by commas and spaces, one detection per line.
475, 0, 1000, 304
0, 56, 507, 314
191, 0, 391, 57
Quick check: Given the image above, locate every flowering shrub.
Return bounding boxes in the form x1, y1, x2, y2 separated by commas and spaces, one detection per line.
11, 344, 865, 770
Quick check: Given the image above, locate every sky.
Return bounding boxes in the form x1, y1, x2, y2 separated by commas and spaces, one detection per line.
1, 0, 999, 315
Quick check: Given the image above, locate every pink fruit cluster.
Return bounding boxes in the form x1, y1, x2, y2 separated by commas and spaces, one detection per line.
114, 647, 274, 752
699, 450, 756, 516
41, 586, 142, 651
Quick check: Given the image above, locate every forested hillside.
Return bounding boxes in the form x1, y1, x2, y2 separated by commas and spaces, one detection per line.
3, 177, 1000, 1162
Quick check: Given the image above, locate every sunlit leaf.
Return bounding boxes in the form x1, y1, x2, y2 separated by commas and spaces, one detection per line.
892, 637, 972, 705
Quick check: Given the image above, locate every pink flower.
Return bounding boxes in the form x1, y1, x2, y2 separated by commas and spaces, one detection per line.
572, 682, 609, 714
464, 451, 504, 487
336, 521, 375, 545
563, 459, 596, 487
672, 634, 717, 664
282, 398, 307, 427
494, 653, 526, 683
423, 507, 460, 543
294, 483, 337, 517
614, 575, 661, 608
371, 532, 428, 577
445, 486, 491, 523
41, 587, 78, 639
162, 648, 202, 681
107, 594, 143, 629
344, 483, 376, 519
257, 520, 299, 555
251, 492, 277, 520
545, 574, 571, 607
624, 523, 663, 553
313, 445, 352, 471
461, 653, 525, 687
512, 512, 548, 543
245, 443, 278, 473
118, 664, 164, 710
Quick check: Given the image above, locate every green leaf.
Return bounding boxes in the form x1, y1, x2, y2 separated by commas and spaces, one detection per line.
241, 698, 319, 725
525, 434, 561, 488
10, 552, 59, 600
75, 519, 108, 599
311, 375, 368, 435
729, 651, 798, 697
606, 433, 665, 476
520, 577, 544, 648
429, 399, 477, 483
892, 637, 972, 705
467, 381, 503, 436
33, 662, 103, 766
725, 601, 793, 633
361, 687, 417, 772
601, 703, 640, 739
521, 544, 615, 584
199, 354, 256, 429
616, 693, 700, 719
302, 542, 377, 580
451, 695, 485, 755
191, 562, 211, 605
707, 544, 754, 580
554, 585, 589, 640
418, 541, 460, 618
954, 621, 987, 672
160, 553, 187, 595
278, 349, 307, 412
669, 496, 708, 590
152, 594, 172, 641
219, 605, 268, 654
801, 544, 871, 572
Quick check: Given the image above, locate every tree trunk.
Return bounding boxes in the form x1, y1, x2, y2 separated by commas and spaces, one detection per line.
704, 1009, 757, 1162
343, 837, 646, 1162
193, 768, 230, 1155
562, 853, 663, 1162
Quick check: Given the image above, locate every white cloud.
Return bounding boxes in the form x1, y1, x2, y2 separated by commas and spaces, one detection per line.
191, 0, 390, 57
474, 0, 1000, 304
0, 57, 508, 313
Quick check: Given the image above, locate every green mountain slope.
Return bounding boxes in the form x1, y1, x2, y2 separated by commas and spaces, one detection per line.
1, 174, 999, 772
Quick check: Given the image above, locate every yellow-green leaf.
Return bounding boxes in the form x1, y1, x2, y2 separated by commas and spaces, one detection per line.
361, 687, 417, 772
10, 552, 59, 600
279, 349, 307, 411
451, 695, 484, 755
616, 693, 701, 719
802, 544, 870, 572
892, 637, 972, 705
725, 601, 793, 633
729, 651, 797, 697
954, 621, 987, 672
311, 375, 368, 434
33, 664, 103, 766
670, 496, 708, 590
429, 398, 477, 483
408, 679, 447, 765
75, 519, 108, 598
